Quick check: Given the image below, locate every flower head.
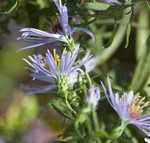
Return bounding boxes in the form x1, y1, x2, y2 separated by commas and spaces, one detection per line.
86, 84, 101, 109
17, 0, 95, 51
101, 77, 150, 136
53, 0, 95, 39
23, 44, 96, 94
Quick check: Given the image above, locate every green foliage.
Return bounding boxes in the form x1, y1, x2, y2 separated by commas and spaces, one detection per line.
0, 0, 21, 15
84, 2, 110, 11
0, 0, 150, 143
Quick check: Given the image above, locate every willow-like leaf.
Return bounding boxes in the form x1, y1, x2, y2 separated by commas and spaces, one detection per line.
0, 0, 21, 15
84, 2, 110, 11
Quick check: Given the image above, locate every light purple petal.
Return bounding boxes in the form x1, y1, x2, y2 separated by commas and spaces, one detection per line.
20, 28, 62, 38
21, 84, 56, 95
84, 56, 99, 73
31, 73, 55, 83
46, 50, 58, 73
71, 27, 96, 44
60, 54, 66, 72
100, 80, 113, 107
67, 44, 80, 69
17, 41, 54, 52
53, 0, 71, 34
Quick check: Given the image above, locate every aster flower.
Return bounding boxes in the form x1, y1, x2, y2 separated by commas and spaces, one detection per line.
53, 0, 95, 39
17, 0, 95, 51
86, 84, 101, 109
23, 44, 96, 94
101, 77, 150, 136
17, 28, 66, 51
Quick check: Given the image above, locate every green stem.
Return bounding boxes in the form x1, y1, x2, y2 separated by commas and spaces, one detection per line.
92, 110, 100, 132
85, 72, 92, 87
109, 120, 128, 140
130, 8, 150, 92
97, 8, 132, 65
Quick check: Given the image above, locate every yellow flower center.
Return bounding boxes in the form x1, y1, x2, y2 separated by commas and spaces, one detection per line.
40, 50, 61, 71
127, 96, 149, 118
53, 49, 60, 69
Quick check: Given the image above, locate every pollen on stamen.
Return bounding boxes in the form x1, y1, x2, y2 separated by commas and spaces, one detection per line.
127, 96, 149, 119
53, 49, 61, 69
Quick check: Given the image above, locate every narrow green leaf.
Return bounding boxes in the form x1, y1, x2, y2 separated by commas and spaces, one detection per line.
130, 35, 150, 92
125, 23, 131, 48
0, 0, 20, 15
84, 2, 110, 11
103, 28, 116, 48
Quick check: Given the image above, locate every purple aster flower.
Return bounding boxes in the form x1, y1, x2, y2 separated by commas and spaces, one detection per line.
53, 0, 71, 34
86, 84, 101, 109
23, 44, 96, 94
17, 28, 67, 51
17, 0, 95, 51
53, 0, 95, 39
101, 77, 150, 136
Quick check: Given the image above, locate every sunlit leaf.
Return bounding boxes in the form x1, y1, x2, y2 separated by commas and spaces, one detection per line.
84, 2, 110, 11
125, 23, 131, 48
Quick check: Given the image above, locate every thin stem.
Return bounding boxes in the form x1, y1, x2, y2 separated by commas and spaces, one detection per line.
92, 110, 100, 132
85, 72, 92, 87
97, 7, 132, 65
130, 8, 150, 92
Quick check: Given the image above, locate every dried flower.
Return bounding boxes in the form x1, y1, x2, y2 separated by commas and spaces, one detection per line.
101, 77, 150, 136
